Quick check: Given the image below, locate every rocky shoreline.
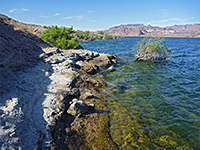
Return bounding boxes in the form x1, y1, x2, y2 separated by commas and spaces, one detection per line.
0, 48, 118, 149
0, 14, 118, 149
43, 48, 118, 149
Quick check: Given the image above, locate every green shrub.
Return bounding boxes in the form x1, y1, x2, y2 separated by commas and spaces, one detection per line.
104, 33, 114, 39
98, 31, 104, 35
133, 37, 170, 55
133, 37, 173, 62
75, 31, 116, 41
40, 25, 81, 49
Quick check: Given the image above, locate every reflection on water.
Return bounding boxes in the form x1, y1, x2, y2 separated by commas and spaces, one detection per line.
82, 37, 200, 149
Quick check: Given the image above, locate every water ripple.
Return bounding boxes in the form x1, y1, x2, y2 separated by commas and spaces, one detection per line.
82, 37, 200, 149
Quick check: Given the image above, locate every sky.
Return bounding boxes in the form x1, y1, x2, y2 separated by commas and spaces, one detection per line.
0, 0, 200, 31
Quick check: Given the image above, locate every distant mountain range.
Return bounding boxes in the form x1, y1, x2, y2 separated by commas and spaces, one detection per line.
1, 14, 199, 38
103, 24, 200, 37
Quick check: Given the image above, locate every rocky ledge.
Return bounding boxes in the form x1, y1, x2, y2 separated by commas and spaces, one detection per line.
0, 14, 118, 149
44, 48, 118, 150
0, 47, 118, 150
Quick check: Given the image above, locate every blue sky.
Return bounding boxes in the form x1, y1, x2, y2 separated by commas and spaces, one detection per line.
0, 0, 199, 31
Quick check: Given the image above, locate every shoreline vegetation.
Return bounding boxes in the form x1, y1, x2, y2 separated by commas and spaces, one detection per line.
75, 30, 118, 41
40, 25, 117, 50
0, 14, 198, 149
133, 37, 173, 62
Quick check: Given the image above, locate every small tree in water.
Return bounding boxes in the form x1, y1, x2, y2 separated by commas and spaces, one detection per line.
133, 37, 172, 62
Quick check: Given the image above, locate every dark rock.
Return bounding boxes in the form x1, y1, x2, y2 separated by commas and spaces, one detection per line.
88, 54, 116, 70
67, 99, 95, 116
76, 61, 98, 74
135, 52, 168, 62
80, 74, 105, 87
65, 127, 76, 136
0, 109, 3, 115
82, 91, 94, 100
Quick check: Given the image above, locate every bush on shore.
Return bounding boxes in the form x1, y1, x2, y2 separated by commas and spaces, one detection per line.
75, 31, 117, 41
40, 26, 81, 49
133, 37, 173, 62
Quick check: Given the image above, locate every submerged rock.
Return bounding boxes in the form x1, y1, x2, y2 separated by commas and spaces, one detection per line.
67, 99, 95, 116
135, 52, 169, 62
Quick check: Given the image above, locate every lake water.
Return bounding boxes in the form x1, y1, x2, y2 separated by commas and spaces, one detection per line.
81, 37, 200, 149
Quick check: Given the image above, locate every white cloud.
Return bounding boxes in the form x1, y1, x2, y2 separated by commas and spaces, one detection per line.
146, 17, 197, 27
9, 9, 17, 13
21, 8, 29, 12
54, 13, 61, 16
63, 15, 84, 20
63, 16, 74, 19
9, 8, 29, 13
40, 13, 61, 18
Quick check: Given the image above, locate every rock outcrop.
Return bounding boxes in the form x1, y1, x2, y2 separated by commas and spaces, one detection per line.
0, 14, 48, 95
0, 14, 46, 36
67, 99, 95, 116
134, 52, 169, 62
0, 14, 118, 149
104, 24, 200, 37
44, 49, 118, 150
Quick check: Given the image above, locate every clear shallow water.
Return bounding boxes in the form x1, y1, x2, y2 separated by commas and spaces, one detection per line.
81, 37, 200, 149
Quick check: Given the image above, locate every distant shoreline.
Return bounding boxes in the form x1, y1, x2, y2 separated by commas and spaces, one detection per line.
116, 36, 200, 38
1, 14, 199, 38
103, 24, 200, 38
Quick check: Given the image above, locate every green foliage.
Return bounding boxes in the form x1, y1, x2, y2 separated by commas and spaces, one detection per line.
98, 31, 104, 35
40, 25, 81, 49
75, 31, 117, 41
133, 37, 171, 55
104, 33, 114, 39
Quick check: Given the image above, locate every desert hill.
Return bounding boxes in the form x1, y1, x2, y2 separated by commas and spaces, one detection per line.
104, 24, 200, 37
0, 14, 45, 36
